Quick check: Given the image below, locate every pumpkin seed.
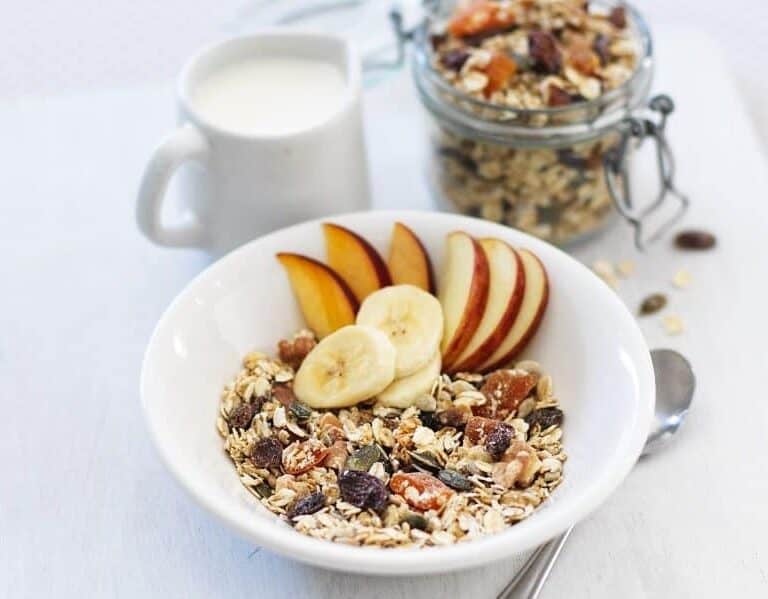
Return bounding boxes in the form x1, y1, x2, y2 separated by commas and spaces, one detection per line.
254, 482, 273, 499
437, 469, 474, 491
401, 512, 429, 530
289, 400, 313, 420
408, 451, 441, 472
345, 444, 390, 473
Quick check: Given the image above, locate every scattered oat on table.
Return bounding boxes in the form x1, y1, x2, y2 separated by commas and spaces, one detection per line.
662, 314, 685, 336
591, 259, 619, 289
672, 269, 692, 289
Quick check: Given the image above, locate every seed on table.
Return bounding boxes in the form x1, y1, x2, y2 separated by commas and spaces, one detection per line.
639, 293, 667, 316
674, 229, 716, 250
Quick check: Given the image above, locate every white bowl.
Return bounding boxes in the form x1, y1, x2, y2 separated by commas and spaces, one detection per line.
140, 210, 654, 575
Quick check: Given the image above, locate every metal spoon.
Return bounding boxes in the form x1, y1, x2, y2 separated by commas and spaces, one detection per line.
497, 349, 695, 599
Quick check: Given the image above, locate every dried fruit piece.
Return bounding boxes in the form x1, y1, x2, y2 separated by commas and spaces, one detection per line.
528, 31, 562, 74
483, 52, 517, 95
228, 403, 255, 429
278, 334, 316, 370
465, 415, 513, 445
437, 407, 470, 429
282, 439, 329, 475
525, 407, 564, 429
593, 33, 610, 65
441, 48, 471, 71
272, 384, 296, 408
674, 230, 716, 250
251, 437, 283, 469
478, 369, 538, 419
448, 1, 516, 39
287, 491, 325, 519
419, 411, 443, 431
338, 470, 389, 512
485, 423, 513, 460
346, 444, 390, 473
609, 6, 627, 28
547, 84, 572, 107
437, 469, 474, 491
639, 293, 667, 316
390, 472, 455, 511
566, 37, 599, 75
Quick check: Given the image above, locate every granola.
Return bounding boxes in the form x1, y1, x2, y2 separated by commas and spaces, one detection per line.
425, 0, 640, 244
217, 332, 566, 548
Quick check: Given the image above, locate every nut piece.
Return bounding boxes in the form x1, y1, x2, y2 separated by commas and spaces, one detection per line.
390, 472, 455, 511
278, 332, 317, 370
492, 440, 541, 489
282, 439, 329, 475
322, 440, 348, 471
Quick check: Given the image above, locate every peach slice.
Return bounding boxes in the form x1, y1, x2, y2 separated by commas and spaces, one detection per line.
323, 223, 392, 302
448, 239, 525, 373
479, 249, 549, 372
276, 253, 358, 339
438, 232, 490, 366
387, 222, 436, 294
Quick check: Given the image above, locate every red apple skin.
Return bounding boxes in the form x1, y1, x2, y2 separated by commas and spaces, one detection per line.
480, 250, 549, 372
448, 241, 525, 373
388, 222, 436, 294
441, 233, 491, 368
323, 223, 392, 301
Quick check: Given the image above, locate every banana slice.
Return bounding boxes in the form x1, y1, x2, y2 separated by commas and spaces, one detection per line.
356, 285, 443, 378
293, 325, 396, 409
377, 351, 442, 408
376, 351, 441, 409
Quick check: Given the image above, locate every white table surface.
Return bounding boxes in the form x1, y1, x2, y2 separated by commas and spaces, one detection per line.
2, 27, 768, 599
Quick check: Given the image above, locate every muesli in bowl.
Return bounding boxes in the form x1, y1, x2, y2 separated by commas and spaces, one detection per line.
217, 221, 564, 547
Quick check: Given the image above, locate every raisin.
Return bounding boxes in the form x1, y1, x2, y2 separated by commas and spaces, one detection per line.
338, 470, 389, 512
437, 407, 470, 429
485, 424, 514, 460
419, 411, 442, 431
441, 48, 470, 71
639, 293, 667, 316
228, 403, 255, 429
593, 33, 610, 65
674, 230, 716, 250
525, 407, 564, 429
390, 472, 455, 511
430, 33, 447, 51
251, 437, 283, 468
548, 84, 572, 107
287, 491, 325, 519
528, 31, 562, 74
437, 469, 474, 491
609, 6, 626, 28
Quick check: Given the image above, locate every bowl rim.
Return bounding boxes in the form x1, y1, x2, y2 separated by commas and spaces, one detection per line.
140, 209, 654, 575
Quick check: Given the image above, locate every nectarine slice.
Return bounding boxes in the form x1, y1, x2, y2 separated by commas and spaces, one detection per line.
323, 223, 392, 303
438, 232, 490, 366
448, 238, 525, 373
387, 222, 436, 294
276, 253, 358, 339
479, 249, 549, 372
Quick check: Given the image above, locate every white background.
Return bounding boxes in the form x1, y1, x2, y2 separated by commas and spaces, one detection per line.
2, 2, 768, 599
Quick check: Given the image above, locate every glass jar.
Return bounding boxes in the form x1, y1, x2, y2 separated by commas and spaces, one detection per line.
408, 0, 687, 248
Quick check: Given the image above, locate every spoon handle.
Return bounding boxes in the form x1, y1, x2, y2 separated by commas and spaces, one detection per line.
496, 526, 574, 599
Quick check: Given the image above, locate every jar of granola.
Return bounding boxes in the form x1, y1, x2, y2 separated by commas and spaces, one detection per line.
404, 0, 687, 247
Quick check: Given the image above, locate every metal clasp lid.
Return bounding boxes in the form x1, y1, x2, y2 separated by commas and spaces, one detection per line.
604, 95, 689, 250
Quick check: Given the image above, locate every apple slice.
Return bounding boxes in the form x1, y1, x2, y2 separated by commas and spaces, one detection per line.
447, 239, 525, 373
438, 232, 490, 366
323, 223, 392, 302
276, 253, 358, 339
478, 248, 549, 372
387, 222, 436, 294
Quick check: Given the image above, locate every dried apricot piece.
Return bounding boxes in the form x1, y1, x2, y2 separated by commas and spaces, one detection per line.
282, 439, 329, 474
390, 472, 455, 511
448, 1, 515, 38
483, 52, 517, 95
566, 37, 600, 76
479, 369, 538, 419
